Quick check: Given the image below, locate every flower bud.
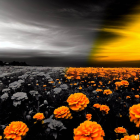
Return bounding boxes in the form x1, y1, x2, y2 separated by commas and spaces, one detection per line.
44, 100, 48, 105
26, 115, 31, 121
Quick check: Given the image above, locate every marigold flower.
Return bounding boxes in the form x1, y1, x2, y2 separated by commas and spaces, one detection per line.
93, 103, 101, 108
115, 82, 122, 87
4, 121, 29, 140
67, 76, 72, 79
74, 120, 105, 140
100, 105, 110, 114
129, 104, 140, 127
135, 95, 139, 98
0, 136, 2, 140
126, 96, 131, 99
33, 113, 45, 121
78, 86, 82, 90
114, 127, 127, 134
121, 80, 129, 86
67, 93, 89, 111
86, 114, 92, 120
103, 89, 112, 95
121, 135, 139, 140
96, 89, 103, 92
54, 106, 72, 119
49, 81, 54, 84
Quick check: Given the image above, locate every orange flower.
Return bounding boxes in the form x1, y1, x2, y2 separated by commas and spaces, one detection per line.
86, 114, 92, 121
93, 103, 101, 108
67, 76, 72, 79
33, 113, 45, 121
126, 96, 131, 99
100, 105, 110, 114
121, 80, 129, 86
4, 121, 29, 140
135, 95, 139, 98
103, 89, 112, 95
54, 106, 72, 119
129, 104, 140, 127
132, 88, 135, 90
115, 82, 122, 87
114, 127, 127, 134
74, 120, 105, 140
0, 136, 2, 140
121, 135, 139, 140
96, 89, 103, 92
67, 93, 89, 111
78, 86, 82, 90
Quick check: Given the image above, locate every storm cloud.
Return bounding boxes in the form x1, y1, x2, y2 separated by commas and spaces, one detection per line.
0, 0, 139, 66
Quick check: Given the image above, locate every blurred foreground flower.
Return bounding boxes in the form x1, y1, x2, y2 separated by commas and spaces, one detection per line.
4, 121, 29, 140
54, 106, 72, 119
74, 120, 105, 140
33, 113, 45, 121
67, 93, 89, 112
129, 104, 140, 127
135, 95, 139, 98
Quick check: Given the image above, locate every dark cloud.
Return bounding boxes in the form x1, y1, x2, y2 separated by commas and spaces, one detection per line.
0, 0, 139, 66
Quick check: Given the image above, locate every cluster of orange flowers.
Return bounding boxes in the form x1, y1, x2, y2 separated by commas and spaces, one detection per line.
67, 93, 89, 112
54, 106, 73, 119
74, 120, 105, 140
114, 127, 127, 134
4, 121, 29, 140
121, 135, 139, 140
93, 104, 110, 114
129, 104, 140, 127
65, 67, 140, 81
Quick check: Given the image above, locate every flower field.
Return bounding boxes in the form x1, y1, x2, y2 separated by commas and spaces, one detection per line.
1, 66, 140, 140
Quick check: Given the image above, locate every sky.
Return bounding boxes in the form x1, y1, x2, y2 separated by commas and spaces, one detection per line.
0, 0, 139, 66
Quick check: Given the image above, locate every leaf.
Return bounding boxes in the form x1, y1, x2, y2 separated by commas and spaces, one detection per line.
53, 132, 57, 139
43, 118, 51, 124
50, 114, 54, 119
48, 123, 54, 129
